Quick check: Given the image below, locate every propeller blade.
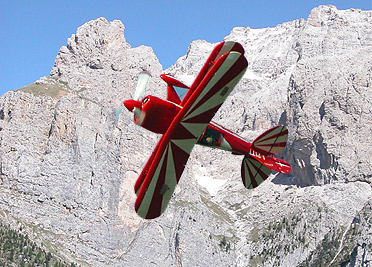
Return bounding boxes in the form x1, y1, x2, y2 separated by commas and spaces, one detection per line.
134, 71, 151, 101
115, 107, 123, 123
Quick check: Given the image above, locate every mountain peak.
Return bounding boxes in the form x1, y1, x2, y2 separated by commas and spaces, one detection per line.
49, 17, 162, 106
50, 17, 130, 81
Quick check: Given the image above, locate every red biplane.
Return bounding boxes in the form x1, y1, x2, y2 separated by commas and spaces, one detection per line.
123, 41, 291, 219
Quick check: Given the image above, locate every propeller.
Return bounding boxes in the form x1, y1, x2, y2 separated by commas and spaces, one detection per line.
134, 70, 151, 101
123, 71, 151, 124
124, 70, 151, 111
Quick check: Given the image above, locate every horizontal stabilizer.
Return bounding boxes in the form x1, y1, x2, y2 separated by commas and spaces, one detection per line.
241, 155, 271, 189
252, 126, 288, 156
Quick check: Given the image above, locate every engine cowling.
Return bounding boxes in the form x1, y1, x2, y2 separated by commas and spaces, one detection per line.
132, 95, 181, 134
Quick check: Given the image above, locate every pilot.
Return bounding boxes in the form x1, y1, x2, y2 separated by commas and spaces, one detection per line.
205, 137, 214, 144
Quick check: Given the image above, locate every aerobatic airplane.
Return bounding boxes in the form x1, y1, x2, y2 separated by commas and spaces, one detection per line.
123, 41, 291, 219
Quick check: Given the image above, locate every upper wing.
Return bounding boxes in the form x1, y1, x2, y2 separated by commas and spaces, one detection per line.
180, 41, 245, 105
135, 47, 248, 219
159, 41, 244, 106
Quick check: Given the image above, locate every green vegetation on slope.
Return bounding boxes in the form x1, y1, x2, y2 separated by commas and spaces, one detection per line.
0, 221, 77, 267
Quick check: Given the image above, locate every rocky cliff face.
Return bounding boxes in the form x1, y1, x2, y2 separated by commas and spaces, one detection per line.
0, 6, 371, 266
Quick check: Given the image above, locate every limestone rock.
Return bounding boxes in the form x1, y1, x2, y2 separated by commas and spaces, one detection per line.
0, 6, 372, 266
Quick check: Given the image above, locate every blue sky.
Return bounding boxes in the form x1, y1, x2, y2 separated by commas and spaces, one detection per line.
1, 1, 371, 96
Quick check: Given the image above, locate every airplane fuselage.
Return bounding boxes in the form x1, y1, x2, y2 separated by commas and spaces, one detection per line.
124, 95, 252, 156
124, 41, 291, 220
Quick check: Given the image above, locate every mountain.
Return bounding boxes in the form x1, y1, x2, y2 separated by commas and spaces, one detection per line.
0, 5, 371, 266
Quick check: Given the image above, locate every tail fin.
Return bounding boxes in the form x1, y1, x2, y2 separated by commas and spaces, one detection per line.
241, 126, 291, 189
160, 74, 189, 105
241, 155, 272, 189
252, 125, 288, 155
